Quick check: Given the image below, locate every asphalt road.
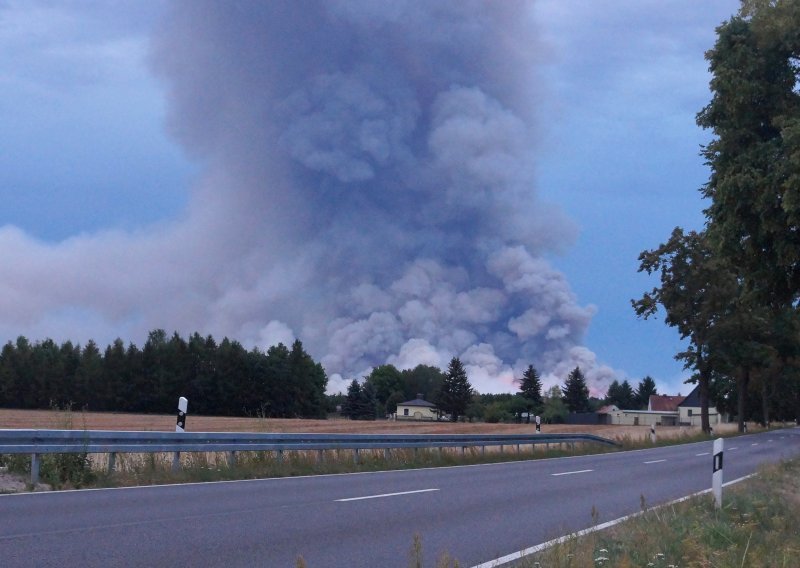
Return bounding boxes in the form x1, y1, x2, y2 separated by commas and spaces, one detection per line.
1, 427, 798, 567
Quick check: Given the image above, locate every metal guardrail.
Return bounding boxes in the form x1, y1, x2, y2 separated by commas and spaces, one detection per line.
0, 429, 620, 485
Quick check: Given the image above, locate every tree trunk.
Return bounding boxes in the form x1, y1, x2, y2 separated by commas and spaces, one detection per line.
698, 352, 711, 434
737, 367, 750, 433
700, 369, 711, 434
761, 377, 770, 428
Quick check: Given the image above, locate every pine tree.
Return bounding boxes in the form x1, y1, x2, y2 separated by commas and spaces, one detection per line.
343, 379, 363, 419
606, 379, 636, 409
517, 365, 543, 407
635, 376, 658, 409
437, 357, 474, 422
561, 366, 590, 413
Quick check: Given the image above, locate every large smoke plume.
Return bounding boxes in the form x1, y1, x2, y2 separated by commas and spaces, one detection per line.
0, 0, 617, 394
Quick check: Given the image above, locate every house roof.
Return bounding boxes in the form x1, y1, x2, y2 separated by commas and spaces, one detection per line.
678, 385, 702, 408
648, 394, 685, 412
597, 404, 619, 414
397, 397, 436, 408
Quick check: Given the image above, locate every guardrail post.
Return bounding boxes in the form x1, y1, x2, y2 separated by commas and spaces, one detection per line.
384, 448, 390, 461
31, 453, 40, 485
481, 446, 485, 456
461, 446, 465, 456
227, 451, 237, 468
108, 452, 116, 474
277, 449, 283, 465
318, 450, 325, 464
172, 452, 181, 472
354, 448, 360, 465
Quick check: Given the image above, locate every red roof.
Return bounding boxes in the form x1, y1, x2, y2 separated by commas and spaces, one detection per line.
648, 394, 685, 412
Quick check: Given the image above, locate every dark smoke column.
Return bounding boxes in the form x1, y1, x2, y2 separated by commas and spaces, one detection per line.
150, 1, 613, 395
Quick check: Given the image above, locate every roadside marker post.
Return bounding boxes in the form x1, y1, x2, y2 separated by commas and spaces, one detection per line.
176, 396, 188, 433
712, 438, 724, 509
174, 396, 188, 472
650, 424, 656, 444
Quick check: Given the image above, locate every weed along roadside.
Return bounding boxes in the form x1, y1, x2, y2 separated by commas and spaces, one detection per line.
1, 431, 620, 491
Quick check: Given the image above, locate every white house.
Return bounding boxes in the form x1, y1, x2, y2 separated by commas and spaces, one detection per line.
600, 387, 725, 426
396, 394, 438, 421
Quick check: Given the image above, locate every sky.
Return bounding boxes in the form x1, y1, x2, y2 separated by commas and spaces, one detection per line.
0, 0, 742, 398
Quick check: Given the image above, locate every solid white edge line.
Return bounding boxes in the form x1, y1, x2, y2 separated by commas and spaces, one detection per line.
551, 469, 593, 477
469, 473, 758, 568
335, 488, 438, 502
644, 459, 666, 464
696, 452, 710, 456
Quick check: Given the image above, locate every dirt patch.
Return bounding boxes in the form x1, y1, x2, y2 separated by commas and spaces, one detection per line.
0, 408, 737, 440
0, 469, 51, 494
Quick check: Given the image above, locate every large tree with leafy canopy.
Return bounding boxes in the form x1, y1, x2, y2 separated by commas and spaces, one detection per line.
633, 229, 740, 432
699, 1, 800, 309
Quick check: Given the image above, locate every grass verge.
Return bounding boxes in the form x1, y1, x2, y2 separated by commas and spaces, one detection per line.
520, 457, 800, 568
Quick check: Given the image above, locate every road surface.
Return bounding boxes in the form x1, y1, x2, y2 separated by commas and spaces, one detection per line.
1, 427, 798, 567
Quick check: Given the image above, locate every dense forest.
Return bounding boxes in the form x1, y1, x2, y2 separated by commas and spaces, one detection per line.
0, 330, 327, 418
0, 328, 593, 424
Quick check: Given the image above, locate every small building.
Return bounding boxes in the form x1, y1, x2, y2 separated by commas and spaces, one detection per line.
599, 387, 726, 427
678, 387, 724, 426
601, 409, 667, 427
396, 394, 438, 421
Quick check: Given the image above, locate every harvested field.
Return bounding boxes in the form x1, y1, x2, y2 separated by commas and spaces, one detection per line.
0, 408, 740, 441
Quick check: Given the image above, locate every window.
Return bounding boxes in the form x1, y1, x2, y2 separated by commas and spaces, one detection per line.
688, 409, 693, 416
403, 408, 409, 416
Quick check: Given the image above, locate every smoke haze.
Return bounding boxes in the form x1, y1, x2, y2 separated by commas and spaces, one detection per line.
0, 0, 617, 395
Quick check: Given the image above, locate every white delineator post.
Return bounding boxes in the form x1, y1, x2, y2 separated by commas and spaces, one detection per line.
712, 437, 724, 509
650, 424, 656, 444
176, 396, 188, 433
174, 396, 188, 472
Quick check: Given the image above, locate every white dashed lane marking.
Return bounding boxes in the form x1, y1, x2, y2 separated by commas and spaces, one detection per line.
551, 469, 593, 477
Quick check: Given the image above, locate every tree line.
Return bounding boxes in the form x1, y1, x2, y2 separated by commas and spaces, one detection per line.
0, 330, 327, 418
633, 1, 800, 432
341, 361, 661, 424
0, 325, 697, 425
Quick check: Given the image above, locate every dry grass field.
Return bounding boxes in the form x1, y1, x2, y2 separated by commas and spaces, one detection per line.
0, 408, 740, 441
